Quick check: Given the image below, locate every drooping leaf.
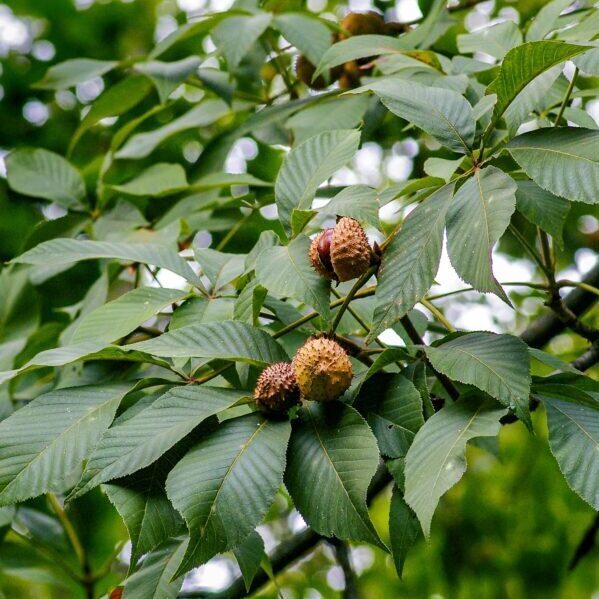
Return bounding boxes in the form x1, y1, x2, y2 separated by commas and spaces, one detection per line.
127, 320, 288, 364
255, 236, 331, 322
71, 287, 187, 345
515, 180, 571, 247
34, 58, 118, 90
104, 460, 185, 565
285, 402, 384, 548
12, 238, 203, 288
362, 80, 475, 154
535, 385, 599, 509
0, 384, 131, 505
136, 57, 201, 103
166, 414, 291, 574
274, 13, 332, 67
507, 127, 599, 204
123, 539, 188, 599
212, 13, 272, 70
275, 129, 360, 233
526, 0, 574, 41
369, 184, 452, 341
486, 41, 588, 131
315, 35, 409, 77
71, 385, 244, 498
458, 21, 523, 60
356, 373, 424, 458
318, 184, 380, 228
6, 148, 86, 209
234, 279, 267, 326
404, 395, 506, 537
109, 163, 188, 196
446, 166, 516, 300
232, 531, 265, 592
389, 487, 420, 578
425, 332, 531, 424
116, 99, 230, 159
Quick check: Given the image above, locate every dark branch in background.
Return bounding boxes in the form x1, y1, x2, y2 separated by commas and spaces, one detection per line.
175, 271, 599, 599
569, 514, 599, 570
520, 262, 599, 348
328, 540, 359, 599
571, 341, 599, 371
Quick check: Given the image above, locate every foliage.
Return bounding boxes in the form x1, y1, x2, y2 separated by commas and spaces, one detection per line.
0, 0, 598, 597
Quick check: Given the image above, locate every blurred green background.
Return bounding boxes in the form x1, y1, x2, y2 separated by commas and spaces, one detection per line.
0, 1, 597, 597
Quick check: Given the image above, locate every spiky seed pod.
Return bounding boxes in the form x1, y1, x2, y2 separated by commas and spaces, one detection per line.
339, 11, 387, 38
331, 217, 371, 282
254, 362, 300, 415
309, 217, 372, 282
293, 336, 353, 402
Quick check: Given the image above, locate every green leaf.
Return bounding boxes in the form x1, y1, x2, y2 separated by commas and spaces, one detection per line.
70, 75, 153, 152
12, 238, 204, 288
367, 79, 475, 154
71, 287, 187, 345
529, 348, 578, 373
507, 127, 599, 204
192, 172, 272, 191
0, 344, 173, 386
233, 531, 265, 592
104, 461, 185, 565
315, 35, 409, 77
116, 99, 230, 159
136, 57, 201, 103
286, 95, 370, 144
389, 487, 420, 579
274, 13, 332, 66
486, 41, 588, 131
503, 66, 561, 135
536, 386, 599, 509
369, 184, 451, 340
425, 332, 532, 424
170, 297, 234, 329
235, 279, 267, 326
356, 374, 424, 459
458, 21, 522, 60
6, 148, 86, 209
212, 13, 272, 70
446, 166, 516, 299
290, 209, 317, 237
109, 163, 188, 196
526, 0, 574, 41
515, 180, 570, 247
127, 320, 288, 364
34, 58, 118, 90
404, 395, 506, 537
193, 247, 245, 291
123, 539, 188, 599
318, 184, 380, 228
166, 414, 291, 573
255, 236, 331, 321
71, 385, 244, 499
285, 402, 384, 548
275, 129, 360, 233
0, 384, 131, 505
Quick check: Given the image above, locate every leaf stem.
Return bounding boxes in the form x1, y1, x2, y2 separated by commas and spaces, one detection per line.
331, 266, 378, 333
47, 493, 86, 567
554, 66, 579, 127
508, 224, 552, 278
420, 298, 455, 332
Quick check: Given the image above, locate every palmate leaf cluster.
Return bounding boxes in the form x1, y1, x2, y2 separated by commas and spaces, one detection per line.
1, 0, 599, 597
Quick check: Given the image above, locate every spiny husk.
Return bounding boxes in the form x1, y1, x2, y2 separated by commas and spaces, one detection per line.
293, 336, 353, 402
254, 362, 300, 415
330, 217, 371, 282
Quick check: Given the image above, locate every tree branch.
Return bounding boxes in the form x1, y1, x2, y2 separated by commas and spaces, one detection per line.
329, 540, 359, 599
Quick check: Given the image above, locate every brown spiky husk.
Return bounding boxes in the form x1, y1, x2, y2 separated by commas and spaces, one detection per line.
293, 336, 353, 402
295, 55, 342, 90
330, 217, 371, 282
254, 362, 300, 415
339, 11, 387, 38
309, 230, 336, 279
